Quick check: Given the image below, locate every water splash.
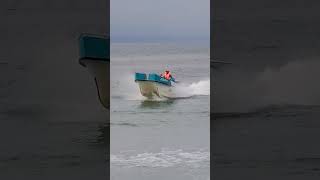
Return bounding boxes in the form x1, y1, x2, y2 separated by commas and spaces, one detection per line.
111, 74, 145, 101
111, 73, 209, 100
173, 79, 210, 98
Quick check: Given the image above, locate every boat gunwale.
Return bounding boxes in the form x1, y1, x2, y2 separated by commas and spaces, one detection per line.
135, 79, 172, 86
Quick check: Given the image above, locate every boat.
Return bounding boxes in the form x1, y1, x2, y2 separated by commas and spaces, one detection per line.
79, 34, 110, 109
135, 72, 176, 99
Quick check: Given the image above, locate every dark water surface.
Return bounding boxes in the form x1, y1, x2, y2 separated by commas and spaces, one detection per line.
212, 105, 320, 179
1, 1, 109, 178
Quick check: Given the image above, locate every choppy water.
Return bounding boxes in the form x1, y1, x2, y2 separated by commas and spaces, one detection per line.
110, 42, 210, 180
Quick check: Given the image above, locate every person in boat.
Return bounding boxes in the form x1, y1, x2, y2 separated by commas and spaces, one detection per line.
160, 70, 175, 82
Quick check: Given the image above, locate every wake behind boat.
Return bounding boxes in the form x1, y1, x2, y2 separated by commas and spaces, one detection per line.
135, 72, 176, 99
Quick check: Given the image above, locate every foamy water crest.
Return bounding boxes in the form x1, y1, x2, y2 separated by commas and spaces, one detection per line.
111, 149, 209, 168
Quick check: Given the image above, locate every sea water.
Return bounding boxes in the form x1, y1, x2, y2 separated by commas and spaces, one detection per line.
110, 42, 210, 180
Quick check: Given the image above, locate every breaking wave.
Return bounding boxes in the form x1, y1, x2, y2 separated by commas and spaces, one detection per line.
111, 149, 209, 168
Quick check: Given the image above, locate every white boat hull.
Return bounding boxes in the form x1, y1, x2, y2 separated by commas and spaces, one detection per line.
136, 81, 174, 99
81, 59, 109, 109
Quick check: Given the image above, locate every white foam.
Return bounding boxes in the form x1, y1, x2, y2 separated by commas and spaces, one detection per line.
173, 79, 210, 98
111, 149, 209, 168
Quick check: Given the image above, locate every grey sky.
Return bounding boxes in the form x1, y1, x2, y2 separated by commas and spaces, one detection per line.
111, 0, 209, 41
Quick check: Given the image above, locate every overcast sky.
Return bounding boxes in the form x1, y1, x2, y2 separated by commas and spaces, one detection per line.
111, 0, 209, 42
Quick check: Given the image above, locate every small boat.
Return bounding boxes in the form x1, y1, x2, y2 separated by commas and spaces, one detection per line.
79, 34, 110, 109
135, 73, 176, 99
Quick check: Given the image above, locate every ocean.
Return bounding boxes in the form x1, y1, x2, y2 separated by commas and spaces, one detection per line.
212, 104, 320, 179
110, 42, 210, 180
0, 38, 109, 179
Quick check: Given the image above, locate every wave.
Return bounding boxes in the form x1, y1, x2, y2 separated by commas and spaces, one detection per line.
111, 149, 209, 168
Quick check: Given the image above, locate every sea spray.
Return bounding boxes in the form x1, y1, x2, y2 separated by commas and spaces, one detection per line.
173, 80, 210, 98
112, 73, 210, 100
111, 74, 146, 101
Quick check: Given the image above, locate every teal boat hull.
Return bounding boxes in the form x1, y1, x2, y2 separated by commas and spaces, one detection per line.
135, 73, 172, 86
